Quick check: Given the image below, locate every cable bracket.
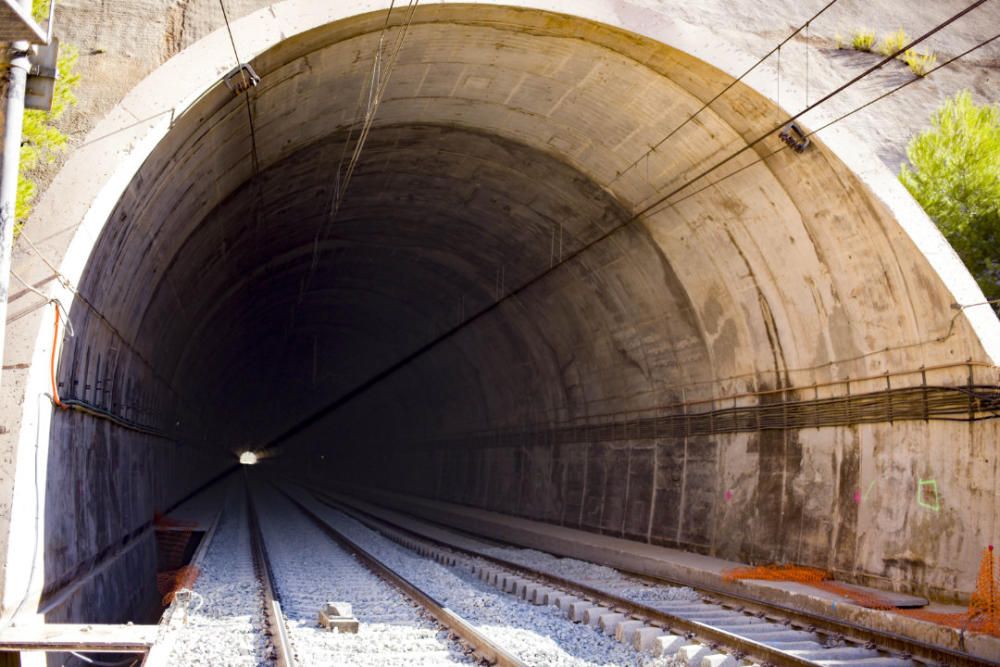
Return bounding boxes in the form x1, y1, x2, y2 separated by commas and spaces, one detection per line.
779, 122, 810, 153
224, 63, 261, 95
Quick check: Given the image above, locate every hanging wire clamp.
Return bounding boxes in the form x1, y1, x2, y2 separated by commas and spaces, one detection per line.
224, 63, 261, 95
779, 122, 810, 153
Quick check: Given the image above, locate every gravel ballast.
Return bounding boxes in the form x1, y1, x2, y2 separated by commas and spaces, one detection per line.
254, 482, 473, 666
287, 486, 676, 667
166, 480, 272, 667
474, 545, 701, 605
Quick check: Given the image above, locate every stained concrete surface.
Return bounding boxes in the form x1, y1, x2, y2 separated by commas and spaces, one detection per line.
0, 0, 998, 637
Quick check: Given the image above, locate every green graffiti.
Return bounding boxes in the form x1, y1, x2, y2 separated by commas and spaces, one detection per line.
917, 478, 940, 512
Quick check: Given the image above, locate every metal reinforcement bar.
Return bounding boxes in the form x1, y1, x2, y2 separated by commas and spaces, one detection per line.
244, 479, 297, 667
316, 488, 998, 667
278, 487, 528, 667
426, 383, 1000, 451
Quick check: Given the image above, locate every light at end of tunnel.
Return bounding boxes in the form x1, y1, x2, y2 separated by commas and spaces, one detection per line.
239, 451, 259, 465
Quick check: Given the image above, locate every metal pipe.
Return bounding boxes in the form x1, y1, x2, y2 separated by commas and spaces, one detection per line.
0, 0, 35, 390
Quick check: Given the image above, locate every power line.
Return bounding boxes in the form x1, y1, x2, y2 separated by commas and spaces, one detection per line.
611, 0, 841, 185
218, 0, 260, 179
259, 2, 995, 451
305, 0, 419, 281
647, 30, 1000, 217
631, 0, 990, 222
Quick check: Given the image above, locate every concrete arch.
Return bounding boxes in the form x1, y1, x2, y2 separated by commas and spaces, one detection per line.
2, 0, 998, 625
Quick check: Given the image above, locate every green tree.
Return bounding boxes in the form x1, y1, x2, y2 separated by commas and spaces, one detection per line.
900, 91, 1000, 304
15, 0, 80, 234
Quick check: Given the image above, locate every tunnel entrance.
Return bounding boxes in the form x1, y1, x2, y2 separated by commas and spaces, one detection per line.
2, 1, 998, 636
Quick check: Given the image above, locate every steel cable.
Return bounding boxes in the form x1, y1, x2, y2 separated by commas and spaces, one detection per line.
259, 4, 997, 451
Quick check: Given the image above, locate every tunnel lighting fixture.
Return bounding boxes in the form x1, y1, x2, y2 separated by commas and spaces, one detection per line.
239, 451, 259, 465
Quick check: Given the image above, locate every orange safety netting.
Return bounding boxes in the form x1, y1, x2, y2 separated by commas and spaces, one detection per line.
158, 564, 200, 605
723, 564, 828, 584
153, 512, 198, 529
157, 530, 194, 566
723, 546, 1000, 637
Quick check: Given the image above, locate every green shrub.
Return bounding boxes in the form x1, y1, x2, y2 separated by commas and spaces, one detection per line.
15, 0, 80, 236
903, 49, 937, 77
900, 91, 1000, 304
878, 29, 909, 57
852, 29, 876, 52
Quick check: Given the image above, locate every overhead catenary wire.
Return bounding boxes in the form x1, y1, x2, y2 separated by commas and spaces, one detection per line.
45, 300, 169, 437
305, 0, 420, 280
12, 238, 210, 444
13, 232, 191, 409
610, 0, 842, 185
646, 29, 1000, 218
257, 2, 996, 452
218, 0, 260, 178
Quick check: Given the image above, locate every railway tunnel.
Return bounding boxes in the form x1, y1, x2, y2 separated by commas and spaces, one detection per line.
2, 0, 1000, 635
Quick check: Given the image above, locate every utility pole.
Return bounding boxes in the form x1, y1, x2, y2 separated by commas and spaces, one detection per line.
0, 0, 54, 390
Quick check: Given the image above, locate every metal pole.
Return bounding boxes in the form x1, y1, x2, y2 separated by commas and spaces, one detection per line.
0, 1, 34, 390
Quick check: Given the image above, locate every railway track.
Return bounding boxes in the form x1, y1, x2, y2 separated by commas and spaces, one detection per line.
303, 486, 998, 667
269, 481, 685, 665
147, 477, 275, 666
244, 477, 298, 667
270, 483, 526, 666
150, 476, 995, 666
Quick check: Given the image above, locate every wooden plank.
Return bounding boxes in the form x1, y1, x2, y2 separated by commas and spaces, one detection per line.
0, 624, 157, 651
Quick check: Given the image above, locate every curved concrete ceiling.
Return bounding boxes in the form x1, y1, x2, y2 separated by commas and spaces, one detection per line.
62, 2, 995, 446
4, 0, 999, 614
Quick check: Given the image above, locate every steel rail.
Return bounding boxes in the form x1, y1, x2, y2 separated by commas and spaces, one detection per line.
277, 486, 528, 667
244, 477, 297, 667
314, 488, 998, 667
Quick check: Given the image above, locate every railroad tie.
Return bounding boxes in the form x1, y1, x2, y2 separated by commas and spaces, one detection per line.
614, 620, 645, 644
555, 595, 580, 612
568, 601, 597, 623
581, 606, 608, 626
651, 634, 686, 657
597, 612, 626, 635
700, 654, 737, 667
632, 626, 661, 651
676, 643, 711, 666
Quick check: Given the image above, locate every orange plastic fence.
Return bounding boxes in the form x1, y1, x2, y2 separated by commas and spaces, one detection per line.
722, 564, 828, 584
153, 512, 198, 529
723, 547, 1000, 637
156, 530, 194, 568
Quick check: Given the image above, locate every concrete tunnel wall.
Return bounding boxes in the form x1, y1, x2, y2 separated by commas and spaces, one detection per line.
2, 0, 1000, 626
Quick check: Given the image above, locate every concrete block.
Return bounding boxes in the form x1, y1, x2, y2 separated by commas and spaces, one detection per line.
700, 654, 737, 667
531, 587, 555, 605
614, 620, 645, 643
632, 626, 662, 651
677, 644, 710, 667
582, 606, 609, 626
568, 602, 599, 623
651, 634, 687, 657
597, 612, 626, 634
555, 594, 580, 611
318, 601, 359, 633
